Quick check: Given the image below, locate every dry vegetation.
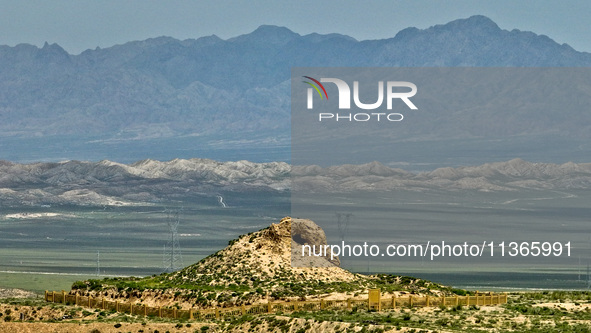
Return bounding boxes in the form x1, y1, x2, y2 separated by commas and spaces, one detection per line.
4, 292, 591, 332
4, 217, 591, 332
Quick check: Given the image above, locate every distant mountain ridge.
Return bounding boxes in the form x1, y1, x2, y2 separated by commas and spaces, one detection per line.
1, 15, 591, 153
1, 158, 590, 207
292, 158, 591, 192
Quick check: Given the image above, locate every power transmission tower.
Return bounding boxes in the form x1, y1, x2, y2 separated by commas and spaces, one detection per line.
587, 262, 590, 290
96, 251, 100, 277
335, 213, 353, 242
162, 209, 183, 273
161, 245, 167, 273
579, 256, 581, 282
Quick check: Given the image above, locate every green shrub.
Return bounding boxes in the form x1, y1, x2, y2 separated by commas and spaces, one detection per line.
71, 281, 86, 289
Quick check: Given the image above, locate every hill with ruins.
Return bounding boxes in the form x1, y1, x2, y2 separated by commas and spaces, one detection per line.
71, 217, 458, 310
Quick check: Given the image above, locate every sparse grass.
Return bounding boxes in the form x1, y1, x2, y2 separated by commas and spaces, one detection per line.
72, 271, 465, 311
4, 291, 591, 332
0, 272, 92, 293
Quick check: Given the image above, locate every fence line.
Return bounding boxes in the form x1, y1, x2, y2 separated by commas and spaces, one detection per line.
44, 290, 508, 321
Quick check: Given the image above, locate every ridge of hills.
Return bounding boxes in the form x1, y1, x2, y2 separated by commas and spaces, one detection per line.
1, 158, 590, 207
293, 158, 591, 192
0, 158, 290, 207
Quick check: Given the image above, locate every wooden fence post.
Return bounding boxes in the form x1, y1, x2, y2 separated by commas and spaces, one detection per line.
268, 301, 272, 313
215, 308, 220, 320
173, 308, 177, 319
368, 289, 381, 311
130, 304, 134, 315
102, 298, 105, 310
409, 296, 413, 308
144, 305, 148, 317
320, 300, 325, 310
158, 306, 162, 318
347, 299, 352, 311
190, 309, 194, 320
442, 295, 446, 307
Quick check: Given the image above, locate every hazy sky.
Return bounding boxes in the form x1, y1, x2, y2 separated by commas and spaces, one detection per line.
1, 0, 590, 54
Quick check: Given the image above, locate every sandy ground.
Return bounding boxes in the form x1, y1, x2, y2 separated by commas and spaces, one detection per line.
0, 289, 37, 299
535, 301, 591, 311
0, 322, 212, 333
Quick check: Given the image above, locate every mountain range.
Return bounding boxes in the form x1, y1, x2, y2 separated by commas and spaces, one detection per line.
1, 158, 590, 207
1, 15, 591, 163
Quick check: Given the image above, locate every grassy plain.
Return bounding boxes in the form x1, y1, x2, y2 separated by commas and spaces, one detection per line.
2, 186, 591, 291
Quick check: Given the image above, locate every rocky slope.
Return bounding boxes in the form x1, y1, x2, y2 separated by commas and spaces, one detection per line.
169, 217, 357, 285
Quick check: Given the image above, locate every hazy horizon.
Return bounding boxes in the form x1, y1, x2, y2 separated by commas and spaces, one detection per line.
1, 1, 591, 54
